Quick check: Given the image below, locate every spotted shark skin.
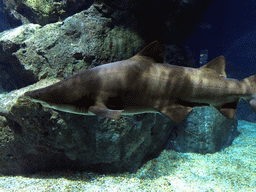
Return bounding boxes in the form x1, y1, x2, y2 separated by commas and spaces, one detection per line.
24, 41, 256, 122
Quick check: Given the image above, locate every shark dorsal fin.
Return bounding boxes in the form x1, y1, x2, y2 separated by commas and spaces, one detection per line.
200, 56, 227, 78
135, 41, 164, 63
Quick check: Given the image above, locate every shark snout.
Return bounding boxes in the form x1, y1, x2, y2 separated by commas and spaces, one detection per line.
23, 91, 53, 108
24, 90, 45, 103
24, 89, 46, 100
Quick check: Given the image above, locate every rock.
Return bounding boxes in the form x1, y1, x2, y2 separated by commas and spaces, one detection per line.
0, 1, 240, 175
3, 0, 94, 27
0, 1, 214, 93
0, 79, 175, 174
3, 0, 212, 68
3, 0, 211, 29
0, 24, 40, 92
0, 3, 144, 92
167, 106, 240, 154
0, 80, 241, 174
236, 100, 256, 123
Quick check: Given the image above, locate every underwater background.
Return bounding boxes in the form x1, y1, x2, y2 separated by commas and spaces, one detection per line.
0, 0, 256, 191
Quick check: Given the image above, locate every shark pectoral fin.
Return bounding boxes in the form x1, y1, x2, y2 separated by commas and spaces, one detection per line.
158, 105, 193, 123
217, 108, 236, 119
244, 95, 256, 112
249, 98, 256, 112
89, 104, 123, 119
214, 101, 238, 119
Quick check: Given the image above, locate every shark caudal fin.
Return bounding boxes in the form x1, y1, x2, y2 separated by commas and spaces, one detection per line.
241, 74, 256, 112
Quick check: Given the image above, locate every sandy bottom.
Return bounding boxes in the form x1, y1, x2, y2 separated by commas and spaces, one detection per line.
1, 120, 256, 192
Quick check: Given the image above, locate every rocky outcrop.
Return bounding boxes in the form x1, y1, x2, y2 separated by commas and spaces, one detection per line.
0, 80, 239, 174
0, 24, 40, 92
3, 0, 213, 68
168, 107, 239, 154
0, 79, 175, 174
3, 0, 94, 26
0, 2, 240, 175
0, 1, 214, 92
0, 3, 145, 92
3, 0, 211, 30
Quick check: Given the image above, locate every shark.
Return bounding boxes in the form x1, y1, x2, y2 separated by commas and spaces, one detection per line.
24, 41, 256, 122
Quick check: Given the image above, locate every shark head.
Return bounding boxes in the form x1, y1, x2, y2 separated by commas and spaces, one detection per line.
24, 80, 93, 115
24, 88, 56, 107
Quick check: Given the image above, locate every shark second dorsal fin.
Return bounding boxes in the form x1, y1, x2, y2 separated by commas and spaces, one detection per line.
200, 56, 227, 78
135, 41, 164, 63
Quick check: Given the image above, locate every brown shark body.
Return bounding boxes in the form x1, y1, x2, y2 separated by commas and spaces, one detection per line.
24, 41, 256, 122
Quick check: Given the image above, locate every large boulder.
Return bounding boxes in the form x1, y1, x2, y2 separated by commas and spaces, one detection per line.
0, 1, 214, 93
0, 2, 240, 175
0, 79, 175, 174
0, 3, 144, 93
3, 0, 212, 68
168, 106, 239, 154
3, 0, 94, 26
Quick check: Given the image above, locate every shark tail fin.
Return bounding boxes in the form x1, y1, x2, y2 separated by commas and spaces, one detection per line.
241, 74, 256, 112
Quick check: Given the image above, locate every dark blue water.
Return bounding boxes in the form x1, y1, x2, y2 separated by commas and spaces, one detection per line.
0, 0, 10, 32
186, 0, 256, 79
